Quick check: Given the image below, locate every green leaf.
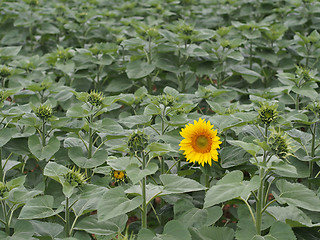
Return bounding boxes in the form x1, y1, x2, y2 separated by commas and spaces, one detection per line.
126, 60, 155, 79
0, 46, 22, 57
44, 161, 69, 183
275, 179, 320, 211
190, 226, 234, 240
147, 142, 176, 158
19, 195, 63, 219
125, 184, 163, 204
119, 115, 152, 128
292, 85, 318, 100
160, 220, 192, 240
161, 174, 206, 194
204, 171, 259, 208
231, 65, 262, 83
28, 135, 60, 160
68, 147, 106, 168
98, 187, 142, 221
0, 128, 18, 147
72, 198, 98, 217
227, 140, 261, 156
30, 220, 64, 238
75, 215, 119, 236
263, 221, 297, 240
267, 205, 314, 227
126, 162, 158, 184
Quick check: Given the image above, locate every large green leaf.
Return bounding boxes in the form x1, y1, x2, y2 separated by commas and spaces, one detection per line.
138, 220, 192, 240
275, 179, 320, 211
161, 174, 206, 194
126, 162, 158, 184
267, 206, 315, 227
227, 140, 261, 156
19, 195, 63, 219
68, 147, 107, 168
204, 171, 259, 208
251, 222, 296, 240
0, 128, 18, 147
28, 135, 60, 160
30, 220, 64, 238
44, 162, 69, 184
190, 226, 234, 240
97, 187, 142, 221
75, 215, 123, 236
126, 60, 155, 79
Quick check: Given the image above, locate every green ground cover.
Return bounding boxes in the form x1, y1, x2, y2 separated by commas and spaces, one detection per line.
0, 0, 320, 239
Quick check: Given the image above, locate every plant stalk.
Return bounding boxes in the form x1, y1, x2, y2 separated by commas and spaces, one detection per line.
141, 152, 147, 229
65, 197, 70, 237
310, 122, 316, 179
41, 119, 46, 147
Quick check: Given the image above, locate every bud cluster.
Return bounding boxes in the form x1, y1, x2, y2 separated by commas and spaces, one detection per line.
0, 66, 12, 79
0, 182, 8, 198
269, 129, 292, 160
65, 166, 87, 187
87, 90, 104, 107
128, 131, 148, 152
258, 102, 278, 125
35, 104, 53, 120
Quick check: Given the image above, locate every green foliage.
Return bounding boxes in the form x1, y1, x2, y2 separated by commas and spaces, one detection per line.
0, 0, 320, 239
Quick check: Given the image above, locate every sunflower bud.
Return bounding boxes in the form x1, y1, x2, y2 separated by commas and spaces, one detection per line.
0, 66, 12, 79
110, 169, 127, 183
269, 129, 292, 160
0, 182, 8, 198
158, 94, 176, 107
146, 27, 159, 38
65, 166, 87, 187
258, 102, 278, 125
87, 90, 104, 107
128, 131, 148, 152
0, 91, 6, 103
35, 104, 53, 120
306, 102, 320, 118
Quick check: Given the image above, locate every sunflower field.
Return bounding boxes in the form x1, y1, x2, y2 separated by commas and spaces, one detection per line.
1, 0, 320, 239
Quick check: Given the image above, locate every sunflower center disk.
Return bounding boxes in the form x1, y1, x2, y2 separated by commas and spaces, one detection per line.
194, 135, 211, 152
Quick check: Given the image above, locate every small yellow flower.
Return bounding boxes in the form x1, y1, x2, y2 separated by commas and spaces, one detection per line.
111, 169, 126, 182
179, 118, 222, 166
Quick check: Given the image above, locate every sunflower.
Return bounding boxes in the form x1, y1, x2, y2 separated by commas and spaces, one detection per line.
179, 118, 222, 166
110, 169, 127, 183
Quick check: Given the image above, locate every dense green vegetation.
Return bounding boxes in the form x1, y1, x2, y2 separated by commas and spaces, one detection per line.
0, 0, 320, 239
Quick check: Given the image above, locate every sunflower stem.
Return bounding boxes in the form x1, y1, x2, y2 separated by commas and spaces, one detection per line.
65, 197, 70, 237
41, 119, 46, 147
256, 124, 268, 235
205, 174, 210, 190
141, 152, 147, 229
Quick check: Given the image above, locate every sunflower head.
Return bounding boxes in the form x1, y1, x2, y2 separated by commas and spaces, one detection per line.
258, 102, 278, 125
87, 90, 104, 107
65, 166, 87, 187
127, 131, 148, 153
269, 128, 292, 160
35, 104, 53, 120
110, 169, 127, 183
179, 118, 222, 166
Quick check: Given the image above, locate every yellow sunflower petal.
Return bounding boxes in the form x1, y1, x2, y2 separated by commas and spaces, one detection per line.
179, 118, 221, 166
